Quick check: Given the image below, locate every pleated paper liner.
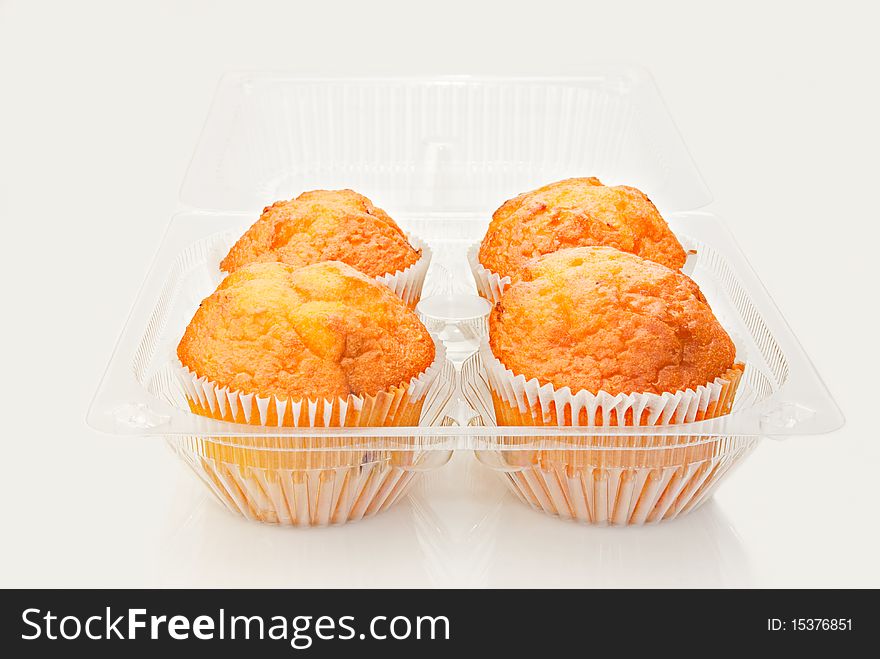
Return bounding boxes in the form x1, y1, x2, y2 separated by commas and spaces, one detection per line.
467, 242, 697, 304
478, 341, 748, 526
375, 233, 432, 309
495, 436, 758, 526
467, 243, 510, 304
170, 438, 448, 527
171, 340, 447, 526
208, 232, 431, 309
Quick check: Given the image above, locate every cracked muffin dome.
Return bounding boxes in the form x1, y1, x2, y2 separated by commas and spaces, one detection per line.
478, 177, 687, 278
177, 261, 435, 400
221, 189, 421, 278
488, 246, 736, 395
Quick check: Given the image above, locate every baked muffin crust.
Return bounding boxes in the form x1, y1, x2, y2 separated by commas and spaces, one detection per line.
488, 246, 735, 395
178, 261, 435, 399
221, 189, 420, 277
479, 178, 687, 278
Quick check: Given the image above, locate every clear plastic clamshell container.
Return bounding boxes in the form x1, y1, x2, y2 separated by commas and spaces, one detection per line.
88, 71, 843, 526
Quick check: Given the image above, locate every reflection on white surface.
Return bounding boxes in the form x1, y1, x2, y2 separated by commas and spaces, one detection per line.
158, 472, 430, 588
482, 500, 751, 587
412, 454, 752, 587
474, 488, 751, 588
157, 451, 751, 587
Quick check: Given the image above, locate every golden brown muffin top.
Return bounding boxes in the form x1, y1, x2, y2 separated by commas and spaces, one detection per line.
489, 246, 736, 395
178, 261, 435, 400
478, 177, 687, 278
221, 189, 421, 278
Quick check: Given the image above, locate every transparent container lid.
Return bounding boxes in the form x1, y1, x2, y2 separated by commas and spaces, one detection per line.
180, 70, 712, 215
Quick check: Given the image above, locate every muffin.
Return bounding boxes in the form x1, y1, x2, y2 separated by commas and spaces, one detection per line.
469, 177, 688, 302
479, 246, 746, 525
175, 260, 446, 526
221, 189, 430, 306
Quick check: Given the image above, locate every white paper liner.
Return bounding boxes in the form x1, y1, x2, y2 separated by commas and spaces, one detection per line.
682, 249, 697, 276
468, 242, 697, 305
501, 435, 757, 526
479, 341, 738, 427
213, 231, 431, 309
478, 341, 745, 525
172, 338, 446, 526
173, 441, 421, 527
374, 233, 432, 308
467, 243, 510, 304
176, 338, 445, 428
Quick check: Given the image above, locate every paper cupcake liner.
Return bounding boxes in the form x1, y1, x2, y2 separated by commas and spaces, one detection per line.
480, 341, 742, 428
682, 249, 697, 276
172, 339, 446, 526
211, 231, 431, 309
467, 242, 697, 304
478, 341, 746, 525
178, 338, 445, 428
172, 439, 425, 527
502, 436, 757, 525
467, 243, 510, 304
375, 233, 432, 308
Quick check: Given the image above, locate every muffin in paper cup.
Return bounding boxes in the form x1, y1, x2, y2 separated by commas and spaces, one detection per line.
470, 177, 693, 302
211, 231, 431, 309
219, 189, 431, 308
375, 233, 431, 308
174, 259, 447, 527
477, 245, 748, 526
478, 342, 748, 526
173, 338, 447, 527
468, 241, 696, 304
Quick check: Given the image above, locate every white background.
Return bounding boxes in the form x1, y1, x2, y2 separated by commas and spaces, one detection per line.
1, 0, 878, 587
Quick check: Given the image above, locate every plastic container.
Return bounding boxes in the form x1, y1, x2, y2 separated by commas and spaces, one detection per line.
88, 71, 843, 526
